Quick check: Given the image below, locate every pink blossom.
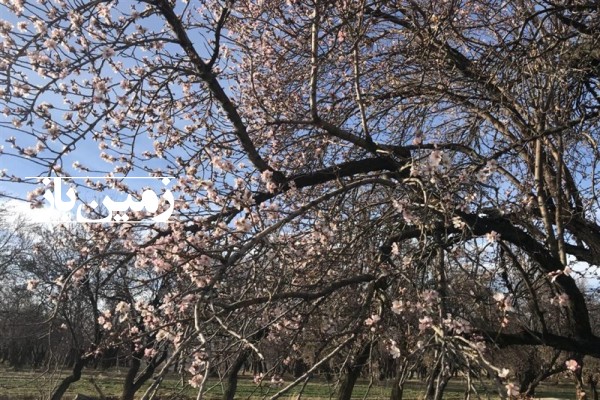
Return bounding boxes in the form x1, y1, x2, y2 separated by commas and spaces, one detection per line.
144, 348, 157, 358
156, 329, 170, 342
391, 300, 405, 314
115, 301, 130, 321
101, 47, 115, 59
364, 314, 380, 326
505, 382, 519, 398
565, 359, 579, 372
422, 290, 438, 305
388, 340, 401, 359
253, 373, 264, 385
486, 231, 500, 242
428, 150, 443, 167
270, 375, 284, 387
189, 374, 204, 388
494, 293, 514, 312
412, 132, 423, 145
551, 293, 570, 307
43, 38, 57, 49
32, 19, 46, 34
418, 316, 433, 332
549, 266, 572, 282
452, 216, 465, 229
261, 169, 278, 192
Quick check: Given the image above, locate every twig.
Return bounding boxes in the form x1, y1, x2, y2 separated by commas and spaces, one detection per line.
268, 334, 355, 400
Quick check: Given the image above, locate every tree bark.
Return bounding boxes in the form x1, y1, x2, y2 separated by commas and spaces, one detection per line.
50, 354, 85, 400
337, 341, 371, 400
121, 354, 141, 400
121, 349, 166, 400
223, 348, 251, 400
587, 373, 599, 400
575, 368, 588, 400
389, 367, 405, 400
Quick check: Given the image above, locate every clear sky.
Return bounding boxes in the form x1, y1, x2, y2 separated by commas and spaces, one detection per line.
0, 1, 195, 220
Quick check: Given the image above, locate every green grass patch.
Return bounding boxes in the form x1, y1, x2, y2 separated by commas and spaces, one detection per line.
0, 368, 578, 399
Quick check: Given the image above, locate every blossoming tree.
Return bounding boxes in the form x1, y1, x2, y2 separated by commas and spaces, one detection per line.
1, 0, 599, 399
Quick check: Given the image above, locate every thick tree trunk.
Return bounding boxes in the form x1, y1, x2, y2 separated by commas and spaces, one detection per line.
49, 355, 85, 400
424, 361, 439, 400
337, 341, 371, 400
121, 350, 166, 400
223, 327, 267, 400
223, 348, 252, 400
575, 369, 588, 400
121, 355, 141, 400
424, 357, 451, 400
591, 381, 599, 400
390, 360, 411, 400
389, 372, 404, 400
425, 374, 449, 400
518, 367, 538, 398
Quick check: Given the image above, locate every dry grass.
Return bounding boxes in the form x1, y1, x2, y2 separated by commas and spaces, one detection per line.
0, 368, 578, 399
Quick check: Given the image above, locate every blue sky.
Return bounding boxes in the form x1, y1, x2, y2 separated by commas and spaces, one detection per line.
0, 0, 201, 212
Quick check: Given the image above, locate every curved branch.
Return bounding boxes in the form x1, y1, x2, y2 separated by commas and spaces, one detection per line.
487, 330, 600, 358
383, 212, 594, 341
215, 273, 377, 312
154, 0, 277, 176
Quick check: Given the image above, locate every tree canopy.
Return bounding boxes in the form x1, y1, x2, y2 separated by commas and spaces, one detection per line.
1, 0, 599, 399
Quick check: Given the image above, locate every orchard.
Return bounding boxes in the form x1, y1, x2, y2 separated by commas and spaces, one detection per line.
0, 1, 599, 399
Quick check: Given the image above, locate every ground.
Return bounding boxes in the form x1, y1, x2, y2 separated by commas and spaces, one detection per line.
0, 368, 579, 399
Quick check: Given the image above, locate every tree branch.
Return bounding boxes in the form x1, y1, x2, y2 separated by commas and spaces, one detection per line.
487, 330, 600, 358
214, 273, 377, 312
154, 0, 278, 177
